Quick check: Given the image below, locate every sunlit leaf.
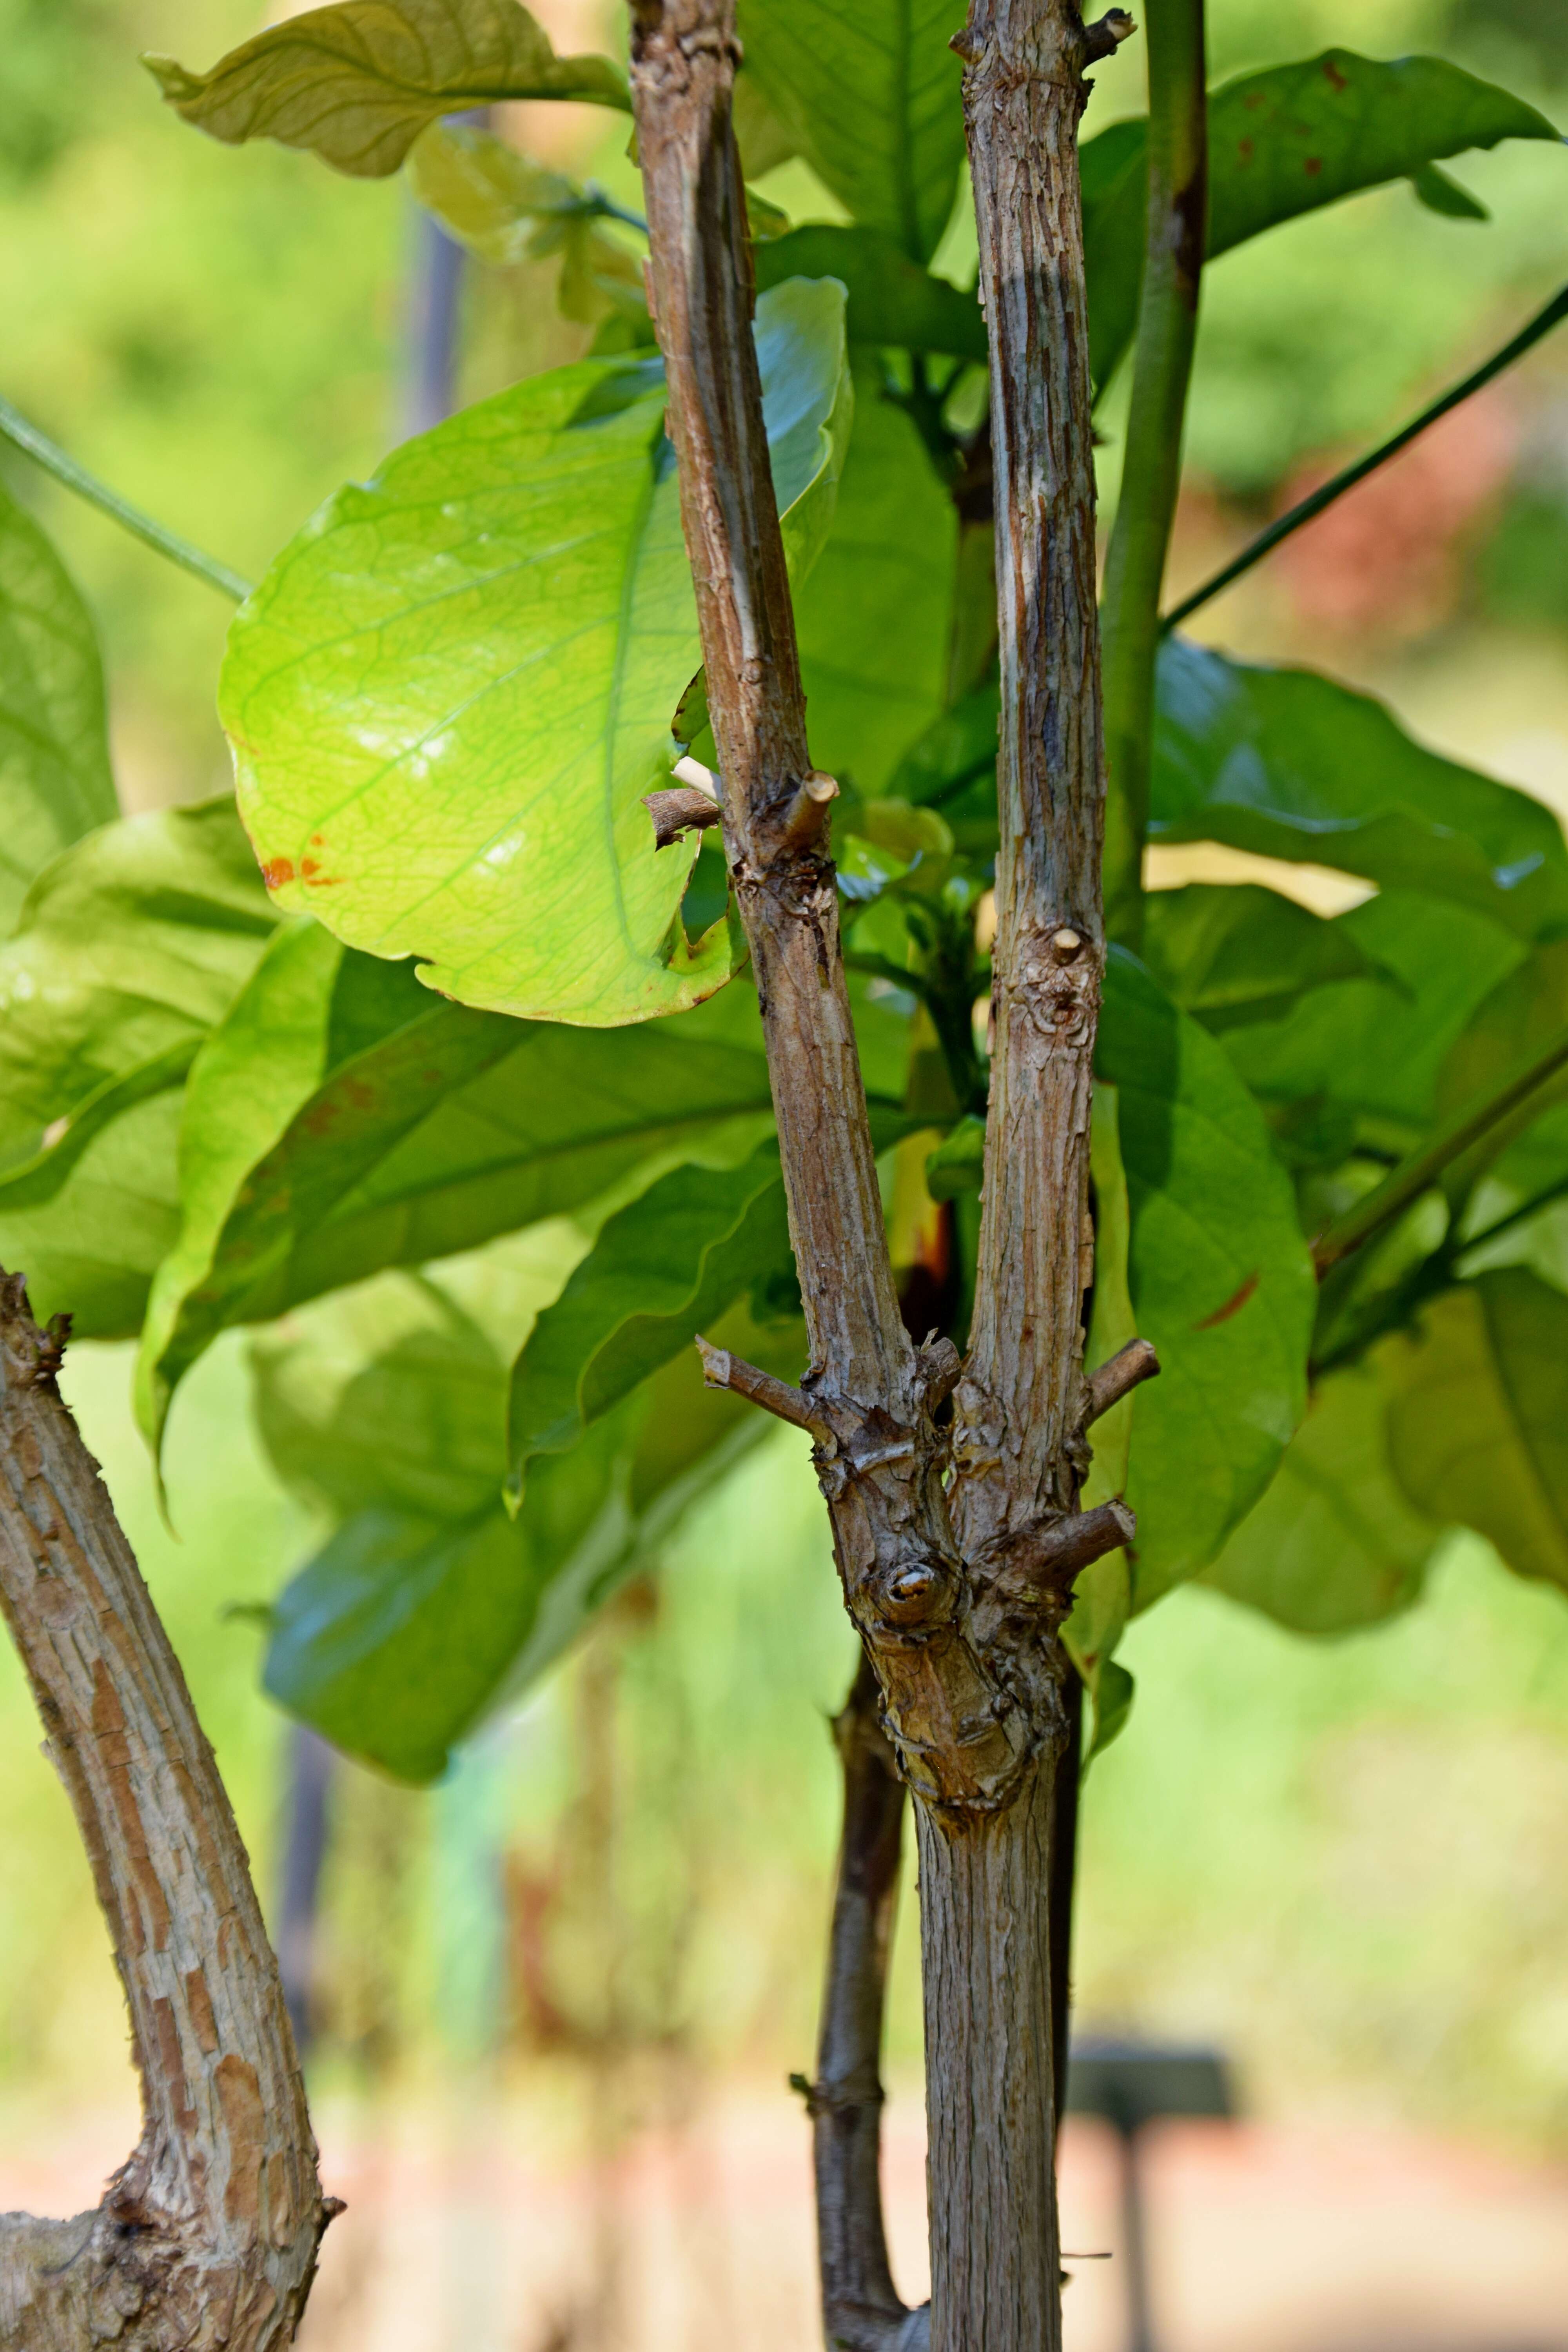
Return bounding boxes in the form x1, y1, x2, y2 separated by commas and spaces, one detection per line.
227, 278, 850, 1026
737, 0, 968, 261
1083, 51, 1559, 385
146, 0, 628, 180
1385, 1269, 1568, 1592
0, 483, 118, 936
1201, 1357, 1442, 1632
406, 122, 646, 326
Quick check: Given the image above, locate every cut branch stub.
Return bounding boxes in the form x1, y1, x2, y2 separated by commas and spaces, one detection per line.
0, 1269, 332, 2352
642, 781, 724, 849
1082, 1336, 1160, 1427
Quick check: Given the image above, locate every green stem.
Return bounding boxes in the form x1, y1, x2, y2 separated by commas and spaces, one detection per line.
1313, 1022, 1568, 1275
1098, 0, 1208, 953
0, 393, 252, 603
1163, 280, 1568, 634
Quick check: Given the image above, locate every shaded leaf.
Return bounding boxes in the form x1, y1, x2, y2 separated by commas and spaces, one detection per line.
1096, 949, 1317, 1606
737, 0, 968, 261
1151, 637, 1568, 939
1432, 938, 1568, 1210
136, 922, 779, 1452
1201, 1358, 1442, 1633
227, 278, 850, 1026
507, 1142, 791, 1488
1385, 1269, 1568, 1592
146, 0, 628, 180
1142, 881, 1391, 1033
0, 482, 118, 936
794, 365, 958, 793
1084, 51, 1558, 385
755, 226, 985, 359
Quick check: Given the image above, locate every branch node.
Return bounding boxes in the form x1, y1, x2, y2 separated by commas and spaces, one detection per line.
695, 1335, 826, 1434
779, 770, 838, 853
1081, 1337, 1160, 1428
642, 782, 723, 851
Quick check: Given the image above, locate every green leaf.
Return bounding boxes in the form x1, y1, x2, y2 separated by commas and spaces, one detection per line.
1222, 892, 1524, 1153
1409, 160, 1490, 219
0, 799, 276, 1160
226, 278, 850, 1027
1385, 1268, 1568, 1592
254, 1256, 791, 1778
794, 365, 958, 793
1201, 1359, 1442, 1633
0, 1047, 192, 1339
1083, 51, 1558, 385
737, 0, 968, 261
1432, 939, 1568, 1209
1151, 637, 1568, 940
888, 681, 1001, 860
507, 1142, 791, 1490
145, 0, 629, 180
1096, 949, 1317, 1606
135, 923, 779, 1454
1142, 882, 1391, 1033
754, 227, 985, 359
0, 483, 118, 936
406, 123, 647, 326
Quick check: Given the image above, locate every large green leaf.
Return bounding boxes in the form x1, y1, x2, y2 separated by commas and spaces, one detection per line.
0, 483, 118, 936
1142, 882, 1389, 1033
1432, 940, 1568, 1210
1385, 1269, 1568, 1593
0, 799, 276, 1159
0, 1051, 191, 1339
738, 0, 968, 261
507, 1142, 791, 1491
145, 0, 628, 180
254, 1254, 794, 1778
794, 364, 958, 793
1200, 1359, 1442, 1633
755, 227, 985, 359
226, 278, 850, 1027
1083, 51, 1559, 385
1152, 637, 1568, 940
1097, 949, 1316, 1606
136, 924, 779, 1453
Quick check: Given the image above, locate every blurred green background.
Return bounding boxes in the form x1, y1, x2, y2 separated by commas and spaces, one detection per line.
4, 0, 1568, 2220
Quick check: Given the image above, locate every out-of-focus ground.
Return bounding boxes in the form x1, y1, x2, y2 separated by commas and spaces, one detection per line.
6, 2090, 1568, 2352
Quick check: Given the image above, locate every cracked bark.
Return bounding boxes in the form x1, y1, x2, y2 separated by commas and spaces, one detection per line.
628, 4, 1138, 2345
0, 1273, 332, 2351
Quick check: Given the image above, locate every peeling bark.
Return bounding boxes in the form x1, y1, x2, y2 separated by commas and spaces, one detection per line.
626, 5, 1141, 2345
0, 1273, 332, 2351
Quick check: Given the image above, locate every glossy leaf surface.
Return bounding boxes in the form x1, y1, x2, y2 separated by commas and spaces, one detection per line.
146, 0, 628, 180
0, 483, 118, 935
1201, 1359, 1441, 1632
227, 279, 849, 1026
738, 0, 968, 261
1083, 51, 1558, 384
1097, 950, 1316, 1606
1152, 638, 1568, 938
1385, 1269, 1568, 1592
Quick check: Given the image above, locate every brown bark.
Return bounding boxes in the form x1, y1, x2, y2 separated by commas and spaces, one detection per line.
627, 4, 1140, 2345
0, 1272, 332, 2351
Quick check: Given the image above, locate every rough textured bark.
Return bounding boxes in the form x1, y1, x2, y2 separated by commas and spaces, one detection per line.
627, 5, 1142, 2345
0, 1273, 332, 2351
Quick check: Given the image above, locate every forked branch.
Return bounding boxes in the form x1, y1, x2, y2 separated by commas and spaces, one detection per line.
0, 1272, 332, 2352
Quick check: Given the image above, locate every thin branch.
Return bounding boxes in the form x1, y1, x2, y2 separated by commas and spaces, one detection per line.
1082, 1336, 1160, 1426
0, 1272, 332, 2350
0, 393, 254, 603
986, 1499, 1137, 1602
802, 1655, 926, 2352
1163, 280, 1568, 633
695, 1335, 828, 1435
1097, 0, 1205, 950
1313, 1022, 1568, 1274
